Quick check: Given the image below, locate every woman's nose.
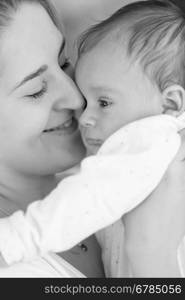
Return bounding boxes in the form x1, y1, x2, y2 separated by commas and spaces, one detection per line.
79, 109, 96, 128
53, 72, 84, 111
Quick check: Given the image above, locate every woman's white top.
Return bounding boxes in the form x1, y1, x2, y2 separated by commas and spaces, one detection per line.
0, 204, 85, 278
0, 252, 85, 277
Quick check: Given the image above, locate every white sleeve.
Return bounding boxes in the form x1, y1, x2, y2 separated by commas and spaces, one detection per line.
0, 115, 181, 265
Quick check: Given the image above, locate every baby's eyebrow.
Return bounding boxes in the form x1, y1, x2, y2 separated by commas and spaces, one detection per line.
91, 86, 120, 95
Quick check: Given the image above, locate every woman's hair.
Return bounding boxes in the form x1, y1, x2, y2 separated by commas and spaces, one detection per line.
78, 0, 185, 92
0, 0, 60, 32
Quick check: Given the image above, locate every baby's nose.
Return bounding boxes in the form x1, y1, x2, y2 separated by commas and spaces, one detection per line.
79, 110, 96, 128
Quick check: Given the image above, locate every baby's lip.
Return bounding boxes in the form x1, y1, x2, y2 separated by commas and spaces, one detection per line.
84, 137, 103, 146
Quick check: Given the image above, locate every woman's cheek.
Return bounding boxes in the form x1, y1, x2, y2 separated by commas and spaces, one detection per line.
23, 106, 50, 136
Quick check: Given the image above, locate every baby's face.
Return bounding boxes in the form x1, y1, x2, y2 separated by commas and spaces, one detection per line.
75, 39, 163, 155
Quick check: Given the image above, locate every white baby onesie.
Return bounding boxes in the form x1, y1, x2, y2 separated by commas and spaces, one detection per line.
0, 114, 184, 269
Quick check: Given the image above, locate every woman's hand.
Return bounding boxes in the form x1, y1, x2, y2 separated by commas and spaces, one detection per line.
123, 128, 185, 277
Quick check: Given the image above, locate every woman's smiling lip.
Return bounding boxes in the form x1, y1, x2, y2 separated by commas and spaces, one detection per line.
43, 117, 78, 135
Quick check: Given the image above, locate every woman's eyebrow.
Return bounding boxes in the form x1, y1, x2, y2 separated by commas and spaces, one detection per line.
12, 39, 65, 92
13, 65, 48, 91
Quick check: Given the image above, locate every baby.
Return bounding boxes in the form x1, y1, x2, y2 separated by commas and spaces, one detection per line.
1, 0, 185, 277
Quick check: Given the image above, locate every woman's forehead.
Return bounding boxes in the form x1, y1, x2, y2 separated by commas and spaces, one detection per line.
2, 3, 63, 49
0, 3, 63, 85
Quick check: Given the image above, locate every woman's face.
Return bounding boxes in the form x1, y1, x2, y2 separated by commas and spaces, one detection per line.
0, 3, 85, 175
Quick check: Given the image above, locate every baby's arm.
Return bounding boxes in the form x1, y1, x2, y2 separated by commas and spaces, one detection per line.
0, 115, 182, 265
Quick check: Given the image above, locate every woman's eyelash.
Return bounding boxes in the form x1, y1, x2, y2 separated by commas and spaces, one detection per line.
31, 88, 46, 99
26, 81, 47, 100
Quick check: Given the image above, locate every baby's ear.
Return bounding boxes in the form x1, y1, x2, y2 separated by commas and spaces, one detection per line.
162, 85, 185, 117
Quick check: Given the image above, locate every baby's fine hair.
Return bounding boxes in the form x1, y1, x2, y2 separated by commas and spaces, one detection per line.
78, 0, 185, 92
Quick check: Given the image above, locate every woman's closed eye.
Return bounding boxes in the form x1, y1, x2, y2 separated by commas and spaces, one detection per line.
25, 81, 47, 100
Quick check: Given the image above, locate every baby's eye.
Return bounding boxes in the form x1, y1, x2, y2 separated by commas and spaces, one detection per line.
98, 98, 113, 108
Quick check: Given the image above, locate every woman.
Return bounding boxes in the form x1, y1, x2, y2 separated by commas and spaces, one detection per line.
0, 0, 184, 278
0, 0, 104, 277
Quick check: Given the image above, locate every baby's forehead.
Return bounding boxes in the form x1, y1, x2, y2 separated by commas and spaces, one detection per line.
78, 23, 130, 57
77, 32, 129, 65
76, 40, 123, 76
75, 40, 138, 91
75, 42, 147, 94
